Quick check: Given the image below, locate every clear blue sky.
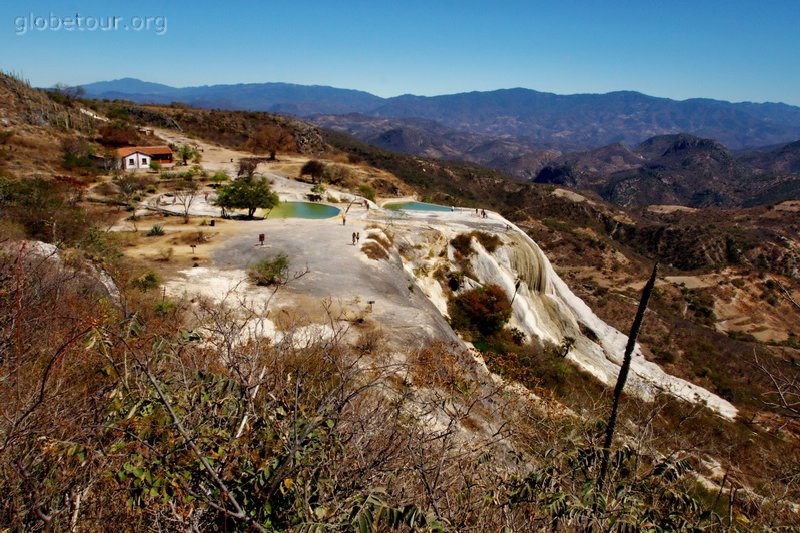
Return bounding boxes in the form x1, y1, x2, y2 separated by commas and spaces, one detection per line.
2, 0, 799, 105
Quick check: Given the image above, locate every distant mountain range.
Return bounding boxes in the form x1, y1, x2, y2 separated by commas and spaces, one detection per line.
81, 78, 800, 154
531, 134, 800, 207
81, 78, 383, 115
80, 78, 800, 207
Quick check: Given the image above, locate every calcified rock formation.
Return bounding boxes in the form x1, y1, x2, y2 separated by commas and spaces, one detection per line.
394, 214, 738, 420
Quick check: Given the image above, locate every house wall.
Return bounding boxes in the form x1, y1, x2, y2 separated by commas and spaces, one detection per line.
121, 152, 151, 171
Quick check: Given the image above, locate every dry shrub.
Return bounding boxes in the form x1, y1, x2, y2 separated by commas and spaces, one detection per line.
320, 152, 350, 164
177, 230, 210, 245
367, 232, 391, 249
361, 241, 389, 261
155, 247, 173, 262
396, 239, 414, 259
451, 231, 502, 258
472, 230, 501, 252
450, 233, 474, 257
409, 342, 465, 390
0, 219, 26, 242
361, 231, 393, 260
354, 323, 384, 355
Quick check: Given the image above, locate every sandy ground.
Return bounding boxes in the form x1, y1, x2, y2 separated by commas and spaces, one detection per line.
646, 204, 699, 214
553, 188, 590, 203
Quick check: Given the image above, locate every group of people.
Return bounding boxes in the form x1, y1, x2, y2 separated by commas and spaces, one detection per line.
476, 208, 488, 218
351, 232, 360, 245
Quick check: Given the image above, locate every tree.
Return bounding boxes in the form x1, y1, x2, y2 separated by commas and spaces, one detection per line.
448, 284, 512, 336
214, 176, 278, 218
48, 83, 85, 106
98, 122, 139, 147
237, 158, 258, 178
300, 160, 326, 183
173, 179, 200, 222
174, 144, 198, 166
245, 124, 294, 160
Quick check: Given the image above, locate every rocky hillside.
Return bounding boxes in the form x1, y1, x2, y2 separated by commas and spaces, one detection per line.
4, 88, 800, 528
531, 133, 800, 208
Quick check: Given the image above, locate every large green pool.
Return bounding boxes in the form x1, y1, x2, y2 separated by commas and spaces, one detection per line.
383, 201, 453, 212
265, 201, 340, 219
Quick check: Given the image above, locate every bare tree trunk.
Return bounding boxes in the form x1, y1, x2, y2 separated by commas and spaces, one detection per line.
597, 263, 658, 492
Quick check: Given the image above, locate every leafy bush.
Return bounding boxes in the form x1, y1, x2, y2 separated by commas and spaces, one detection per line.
300, 159, 325, 181
358, 184, 377, 202
149, 161, 162, 172
132, 271, 159, 292
322, 164, 353, 185
210, 170, 229, 183
448, 284, 511, 336
248, 253, 289, 286
160, 170, 195, 180
0, 175, 90, 243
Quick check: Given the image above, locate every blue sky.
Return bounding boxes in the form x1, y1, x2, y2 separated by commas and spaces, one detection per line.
2, 0, 799, 104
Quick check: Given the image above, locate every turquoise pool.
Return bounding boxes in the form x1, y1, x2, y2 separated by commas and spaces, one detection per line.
383, 201, 453, 212
265, 202, 340, 219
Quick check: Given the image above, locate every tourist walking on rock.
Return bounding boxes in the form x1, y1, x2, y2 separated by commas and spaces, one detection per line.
352, 232, 356, 245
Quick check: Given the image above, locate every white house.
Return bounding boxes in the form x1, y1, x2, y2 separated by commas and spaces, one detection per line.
116, 146, 173, 171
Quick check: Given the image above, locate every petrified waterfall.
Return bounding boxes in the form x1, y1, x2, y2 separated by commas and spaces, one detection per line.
507, 232, 549, 294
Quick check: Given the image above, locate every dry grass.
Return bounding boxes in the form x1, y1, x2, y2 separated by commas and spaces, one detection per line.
361, 241, 389, 261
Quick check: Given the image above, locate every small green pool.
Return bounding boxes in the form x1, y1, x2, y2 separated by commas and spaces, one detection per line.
265, 202, 340, 219
383, 201, 454, 212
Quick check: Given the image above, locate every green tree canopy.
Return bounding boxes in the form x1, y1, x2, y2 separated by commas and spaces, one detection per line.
214, 176, 279, 218
174, 143, 199, 166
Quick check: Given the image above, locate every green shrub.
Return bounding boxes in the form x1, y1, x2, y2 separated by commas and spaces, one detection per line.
147, 224, 165, 236
154, 300, 175, 314
210, 170, 229, 183
248, 253, 289, 286
132, 271, 159, 292
358, 184, 376, 202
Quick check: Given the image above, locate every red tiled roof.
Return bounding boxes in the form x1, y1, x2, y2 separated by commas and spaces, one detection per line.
115, 146, 173, 157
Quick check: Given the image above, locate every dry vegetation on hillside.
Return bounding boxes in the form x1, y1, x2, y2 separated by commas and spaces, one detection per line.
3, 72, 800, 529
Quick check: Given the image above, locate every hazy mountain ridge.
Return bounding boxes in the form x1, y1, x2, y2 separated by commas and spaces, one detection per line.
81, 79, 800, 207
81, 79, 800, 152
81, 78, 383, 115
